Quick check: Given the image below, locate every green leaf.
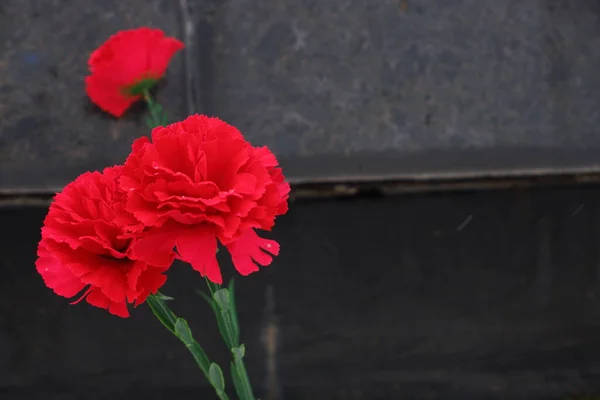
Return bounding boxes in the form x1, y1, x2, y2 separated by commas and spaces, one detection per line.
212, 288, 239, 349
228, 279, 240, 345
197, 289, 215, 307
146, 295, 212, 378
209, 363, 226, 394
155, 292, 174, 301
146, 293, 177, 332
231, 346, 255, 400
198, 288, 232, 348
173, 318, 211, 376
174, 318, 194, 345
186, 341, 211, 377
232, 344, 245, 360
125, 77, 158, 96
144, 116, 157, 130
160, 112, 169, 126
213, 289, 230, 311
230, 361, 245, 400
206, 279, 221, 295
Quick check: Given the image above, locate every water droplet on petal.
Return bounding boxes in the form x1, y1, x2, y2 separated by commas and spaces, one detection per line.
44, 268, 49, 272
266, 244, 271, 249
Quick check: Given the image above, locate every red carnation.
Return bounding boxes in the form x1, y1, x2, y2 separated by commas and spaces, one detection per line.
36, 166, 173, 318
85, 27, 184, 117
120, 114, 290, 284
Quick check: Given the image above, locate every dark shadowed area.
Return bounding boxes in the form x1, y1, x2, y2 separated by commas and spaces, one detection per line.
2, 184, 600, 399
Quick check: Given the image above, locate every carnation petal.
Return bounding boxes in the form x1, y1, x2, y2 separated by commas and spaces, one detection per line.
134, 267, 168, 305
148, 36, 185, 77
35, 165, 169, 318
85, 75, 136, 117
129, 226, 177, 268
126, 261, 145, 302
254, 146, 279, 168
176, 226, 222, 284
232, 173, 258, 194
36, 242, 86, 298
86, 290, 130, 318
226, 229, 280, 276
79, 262, 128, 303
109, 301, 130, 318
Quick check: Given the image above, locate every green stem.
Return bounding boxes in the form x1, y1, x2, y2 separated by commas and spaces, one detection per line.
146, 294, 231, 400
232, 350, 255, 400
142, 89, 165, 129
207, 280, 238, 349
205, 280, 256, 400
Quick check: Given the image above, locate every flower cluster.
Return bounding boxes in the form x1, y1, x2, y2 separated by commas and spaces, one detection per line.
37, 114, 289, 317
36, 28, 289, 318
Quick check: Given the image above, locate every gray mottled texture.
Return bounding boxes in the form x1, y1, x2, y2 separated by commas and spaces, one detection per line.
4, 0, 600, 190
0, 0, 185, 193
201, 0, 600, 181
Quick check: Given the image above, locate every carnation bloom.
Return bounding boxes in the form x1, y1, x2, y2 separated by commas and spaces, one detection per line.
120, 114, 290, 284
36, 166, 173, 318
85, 27, 184, 117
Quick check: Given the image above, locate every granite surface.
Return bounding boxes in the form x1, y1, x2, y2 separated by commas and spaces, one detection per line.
3, 0, 600, 190
0, 0, 185, 193
203, 0, 600, 181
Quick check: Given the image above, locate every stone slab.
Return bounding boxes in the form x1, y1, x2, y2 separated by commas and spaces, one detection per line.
4, 1, 600, 192
198, 0, 600, 182
0, 0, 185, 193
2, 185, 600, 398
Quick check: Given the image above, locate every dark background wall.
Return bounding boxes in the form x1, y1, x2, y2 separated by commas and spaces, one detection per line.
3, 185, 600, 399
2, 1, 600, 399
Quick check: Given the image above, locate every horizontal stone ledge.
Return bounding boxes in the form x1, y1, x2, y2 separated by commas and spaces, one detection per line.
3, 0, 600, 191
